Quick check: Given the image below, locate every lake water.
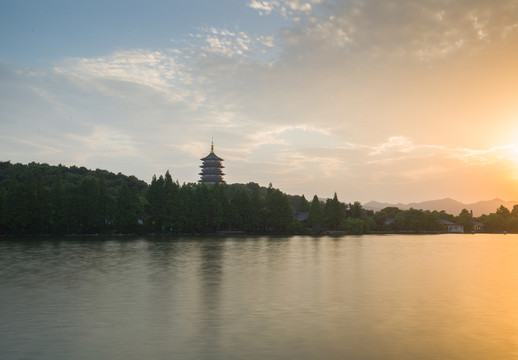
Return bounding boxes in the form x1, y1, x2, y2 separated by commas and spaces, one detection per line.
1, 234, 517, 360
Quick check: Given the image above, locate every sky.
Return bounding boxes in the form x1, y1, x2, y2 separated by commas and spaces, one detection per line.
2, 0, 518, 204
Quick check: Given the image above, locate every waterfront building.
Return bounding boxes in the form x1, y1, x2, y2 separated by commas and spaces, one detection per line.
199, 141, 225, 184
439, 218, 464, 233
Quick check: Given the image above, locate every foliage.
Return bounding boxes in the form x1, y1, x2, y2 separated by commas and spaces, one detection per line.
324, 193, 345, 230
393, 208, 442, 233
265, 185, 294, 233
307, 195, 325, 231
3, 161, 518, 236
455, 209, 474, 233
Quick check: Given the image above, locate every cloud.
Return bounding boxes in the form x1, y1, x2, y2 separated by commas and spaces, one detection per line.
3, 1, 518, 203
0, 135, 61, 157
248, 0, 319, 17
248, 0, 278, 15
53, 50, 190, 101
273, 0, 518, 64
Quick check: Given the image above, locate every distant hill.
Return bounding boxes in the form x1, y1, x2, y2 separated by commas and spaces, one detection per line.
363, 198, 518, 217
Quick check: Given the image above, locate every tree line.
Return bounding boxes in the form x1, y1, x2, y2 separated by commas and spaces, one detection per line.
1, 162, 516, 236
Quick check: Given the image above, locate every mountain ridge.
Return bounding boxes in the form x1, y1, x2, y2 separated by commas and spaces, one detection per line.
363, 198, 518, 217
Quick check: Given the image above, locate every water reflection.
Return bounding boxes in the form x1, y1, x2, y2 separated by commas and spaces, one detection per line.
0, 235, 517, 360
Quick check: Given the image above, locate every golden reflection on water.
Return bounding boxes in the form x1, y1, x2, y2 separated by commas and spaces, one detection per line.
321, 234, 518, 360
0, 234, 517, 360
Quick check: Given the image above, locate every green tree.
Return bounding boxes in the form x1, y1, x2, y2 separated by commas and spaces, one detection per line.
5, 177, 31, 234
265, 186, 293, 232
478, 213, 505, 233
176, 183, 195, 233
213, 183, 229, 231
77, 176, 100, 233
192, 183, 211, 232
298, 195, 310, 212
96, 175, 114, 234
324, 193, 344, 230
348, 201, 363, 219
394, 208, 442, 233
32, 171, 50, 234
230, 187, 251, 231
163, 171, 180, 232
248, 187, 265, 231
456, 209, 473, 233
115, 182, 139, 233
373, 207, 401, 231
0, 187, 6, 234
146, 175, 166, 232
307, 195, 325, 231
496, 205, 511, 218
342, 217, 364, 235
50, 169, 66, 234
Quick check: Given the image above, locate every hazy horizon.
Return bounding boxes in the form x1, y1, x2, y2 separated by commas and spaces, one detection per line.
2, 0, 518, 204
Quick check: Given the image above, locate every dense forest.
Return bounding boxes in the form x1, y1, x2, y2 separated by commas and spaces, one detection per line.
1, 161, 517, 236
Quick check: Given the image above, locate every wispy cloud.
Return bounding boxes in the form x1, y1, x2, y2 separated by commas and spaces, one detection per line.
0, 135, 61, 157
53, 50, 188, 100
3, 0, 518, 202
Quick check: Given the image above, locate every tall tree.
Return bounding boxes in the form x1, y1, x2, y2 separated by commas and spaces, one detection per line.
97, 175, 113, 234
325, 193, 344, 230
5, 177, 31, 234
32, 171, 50, 234
307, 195, 325, 230
298, 195, 310, 212
146, 175, 166, 232
115, 182, 139, 233
177, 183, 194, 233
230, 187, 251, 231
496, 205, 511, 218
265, 187, 293, 232
77, 176, 100, 233
164, 171, 180, 232
50, 169, 66, 234
248, 187, 265, 232
0, 187, 6, 233
213, 183, 229, 231
348, 201, 363, 219
456, 209, 474, 233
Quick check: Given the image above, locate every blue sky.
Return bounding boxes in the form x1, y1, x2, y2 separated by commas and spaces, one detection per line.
2, 0, 518, 204
1, 0, 285, 65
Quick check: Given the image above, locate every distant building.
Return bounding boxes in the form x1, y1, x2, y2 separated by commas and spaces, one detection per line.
472, 220, 484, 232
199, 141, 225, 184
439, 219, 464, 233
293, 210, 309, 222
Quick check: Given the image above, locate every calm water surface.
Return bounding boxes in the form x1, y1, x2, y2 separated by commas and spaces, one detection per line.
1, 234, 517, 360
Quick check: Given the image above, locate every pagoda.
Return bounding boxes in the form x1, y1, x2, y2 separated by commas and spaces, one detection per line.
199, 141, 225, 184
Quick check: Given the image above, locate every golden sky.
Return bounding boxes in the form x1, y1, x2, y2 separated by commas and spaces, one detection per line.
1, 0, 518, 203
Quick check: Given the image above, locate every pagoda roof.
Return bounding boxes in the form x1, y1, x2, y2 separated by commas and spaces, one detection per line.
201, 152, 223, 161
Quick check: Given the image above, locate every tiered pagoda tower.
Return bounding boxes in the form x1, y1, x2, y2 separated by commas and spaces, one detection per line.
199, 141, 225, 184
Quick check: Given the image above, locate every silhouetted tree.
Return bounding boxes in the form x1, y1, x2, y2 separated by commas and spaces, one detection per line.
115, 182, 139, 233
325, 193, 344, 230
265, 186, 293, 232
298, 195, 310, 212
456, 209, 473, 233
307, 195, 325, 231
229, 187, 250, 230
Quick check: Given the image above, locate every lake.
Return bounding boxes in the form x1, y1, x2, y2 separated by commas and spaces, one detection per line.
1, 234, 517, 360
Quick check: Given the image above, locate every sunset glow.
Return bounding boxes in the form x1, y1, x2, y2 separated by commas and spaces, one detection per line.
1, 0, 518, 204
